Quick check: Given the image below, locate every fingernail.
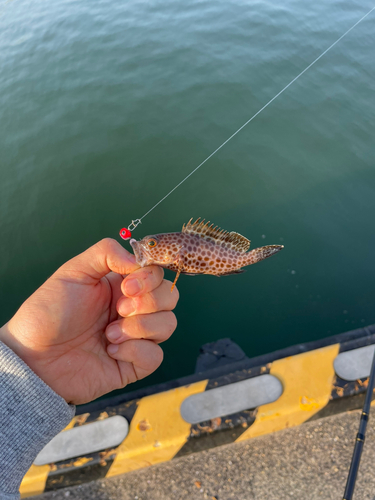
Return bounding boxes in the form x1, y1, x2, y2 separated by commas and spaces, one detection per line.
119, 299, 135, 317
124, 278, 142, 296
107, 344, 119, 354
106, 324, 122, 341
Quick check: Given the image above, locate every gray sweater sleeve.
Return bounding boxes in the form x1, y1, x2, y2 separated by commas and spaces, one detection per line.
0, 341, 76, 500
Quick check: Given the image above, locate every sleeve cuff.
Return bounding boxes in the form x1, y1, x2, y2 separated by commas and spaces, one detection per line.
0, 341, 75, 497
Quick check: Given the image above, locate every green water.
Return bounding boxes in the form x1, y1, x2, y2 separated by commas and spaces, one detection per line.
1, 0, 374, 391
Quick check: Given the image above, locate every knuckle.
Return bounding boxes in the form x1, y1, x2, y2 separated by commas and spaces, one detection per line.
148, 265, 164, 282
126, 266, 164, 292
129, 268, 152, 285
98, 237, 118, 251
172, 286, 179, 306
121, 276, 129, 295
158, 266, 165, 280
132, 295, 150, 315
120, 296, 136, 316
146, 293, 158, 313
162, 281, 179, 307
164, 311, 177, 334
131, 314, 146, 337
153, 345, 164, 366
123, 339, 138, 358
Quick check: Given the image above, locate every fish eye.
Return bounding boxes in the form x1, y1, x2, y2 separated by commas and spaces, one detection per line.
148, 239, 157, 248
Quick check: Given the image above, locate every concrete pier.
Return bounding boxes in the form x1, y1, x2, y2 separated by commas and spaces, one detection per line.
34, 408, 375, 500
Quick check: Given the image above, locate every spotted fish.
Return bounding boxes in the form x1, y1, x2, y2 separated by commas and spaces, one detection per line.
129, 218, 284, 290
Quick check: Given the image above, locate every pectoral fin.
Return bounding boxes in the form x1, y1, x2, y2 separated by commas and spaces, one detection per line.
171, 269, 181, 292
171, 254, 185, 291
216, 269, 246, 277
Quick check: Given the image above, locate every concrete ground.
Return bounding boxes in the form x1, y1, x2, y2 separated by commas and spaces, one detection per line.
34, 409, 375, 500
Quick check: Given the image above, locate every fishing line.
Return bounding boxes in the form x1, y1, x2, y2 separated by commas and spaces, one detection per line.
124, 5, 375, 234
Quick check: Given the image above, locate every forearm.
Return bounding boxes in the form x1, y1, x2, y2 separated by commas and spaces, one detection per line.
0, 331, 75, 499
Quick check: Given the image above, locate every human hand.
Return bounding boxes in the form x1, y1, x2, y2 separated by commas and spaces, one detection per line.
0, 238, 179, 405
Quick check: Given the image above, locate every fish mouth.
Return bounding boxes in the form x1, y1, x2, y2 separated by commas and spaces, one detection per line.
129, 239, 148, 267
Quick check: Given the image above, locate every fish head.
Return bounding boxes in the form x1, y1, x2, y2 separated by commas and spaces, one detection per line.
129, 233, 182, 268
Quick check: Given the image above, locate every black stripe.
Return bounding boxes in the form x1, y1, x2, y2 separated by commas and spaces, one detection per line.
175, 410, 257, 458
45, 455, 114, 491
78, 324, 375, 415
205, 364, 270, 390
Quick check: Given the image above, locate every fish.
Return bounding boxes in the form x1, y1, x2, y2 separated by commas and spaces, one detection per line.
129, 218, 284, 291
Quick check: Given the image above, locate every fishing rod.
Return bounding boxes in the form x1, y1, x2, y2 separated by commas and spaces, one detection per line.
342, 346, 375, 499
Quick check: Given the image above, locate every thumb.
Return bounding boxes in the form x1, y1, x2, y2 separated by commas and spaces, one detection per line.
55, 238, 139, 283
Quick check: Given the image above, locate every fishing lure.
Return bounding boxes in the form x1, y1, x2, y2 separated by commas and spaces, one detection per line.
120, 218, 283, 290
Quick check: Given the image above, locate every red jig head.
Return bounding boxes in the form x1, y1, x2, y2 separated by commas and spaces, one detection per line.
119, 219, 141, 240
119, 227, 132, 240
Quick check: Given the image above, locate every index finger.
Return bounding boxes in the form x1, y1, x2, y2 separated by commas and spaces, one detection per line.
55, 238, 140, 284
121, 266, 164, 297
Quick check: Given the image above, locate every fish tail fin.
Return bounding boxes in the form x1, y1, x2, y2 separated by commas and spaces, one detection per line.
243, 245, 284, 266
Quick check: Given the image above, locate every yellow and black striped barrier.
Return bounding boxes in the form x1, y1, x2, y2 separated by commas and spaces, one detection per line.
20, 324, 375, 498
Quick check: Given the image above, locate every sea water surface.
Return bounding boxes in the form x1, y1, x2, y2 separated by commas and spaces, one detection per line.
1, 0, 374, 393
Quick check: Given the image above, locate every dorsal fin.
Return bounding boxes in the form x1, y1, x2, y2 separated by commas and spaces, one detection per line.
182, 218, 251, 253
223, 231, 251, 253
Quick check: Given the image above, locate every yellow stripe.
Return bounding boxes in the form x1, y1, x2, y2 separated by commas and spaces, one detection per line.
107, 379, 208, 477
236, 344, 339, 441
20, 344, 340, 495
19, 413, 91, 497
19, 465, 51, 498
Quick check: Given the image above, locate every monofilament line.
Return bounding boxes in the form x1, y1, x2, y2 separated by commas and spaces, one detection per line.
133, 5, 375, 228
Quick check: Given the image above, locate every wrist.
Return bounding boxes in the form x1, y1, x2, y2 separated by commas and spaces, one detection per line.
0, 318, 39, 365
0, 321, 34, 375
0, 322, 13, 350
0, 321, 67, 403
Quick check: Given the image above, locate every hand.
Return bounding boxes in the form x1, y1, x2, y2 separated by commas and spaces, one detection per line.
0, 238, 179, 405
